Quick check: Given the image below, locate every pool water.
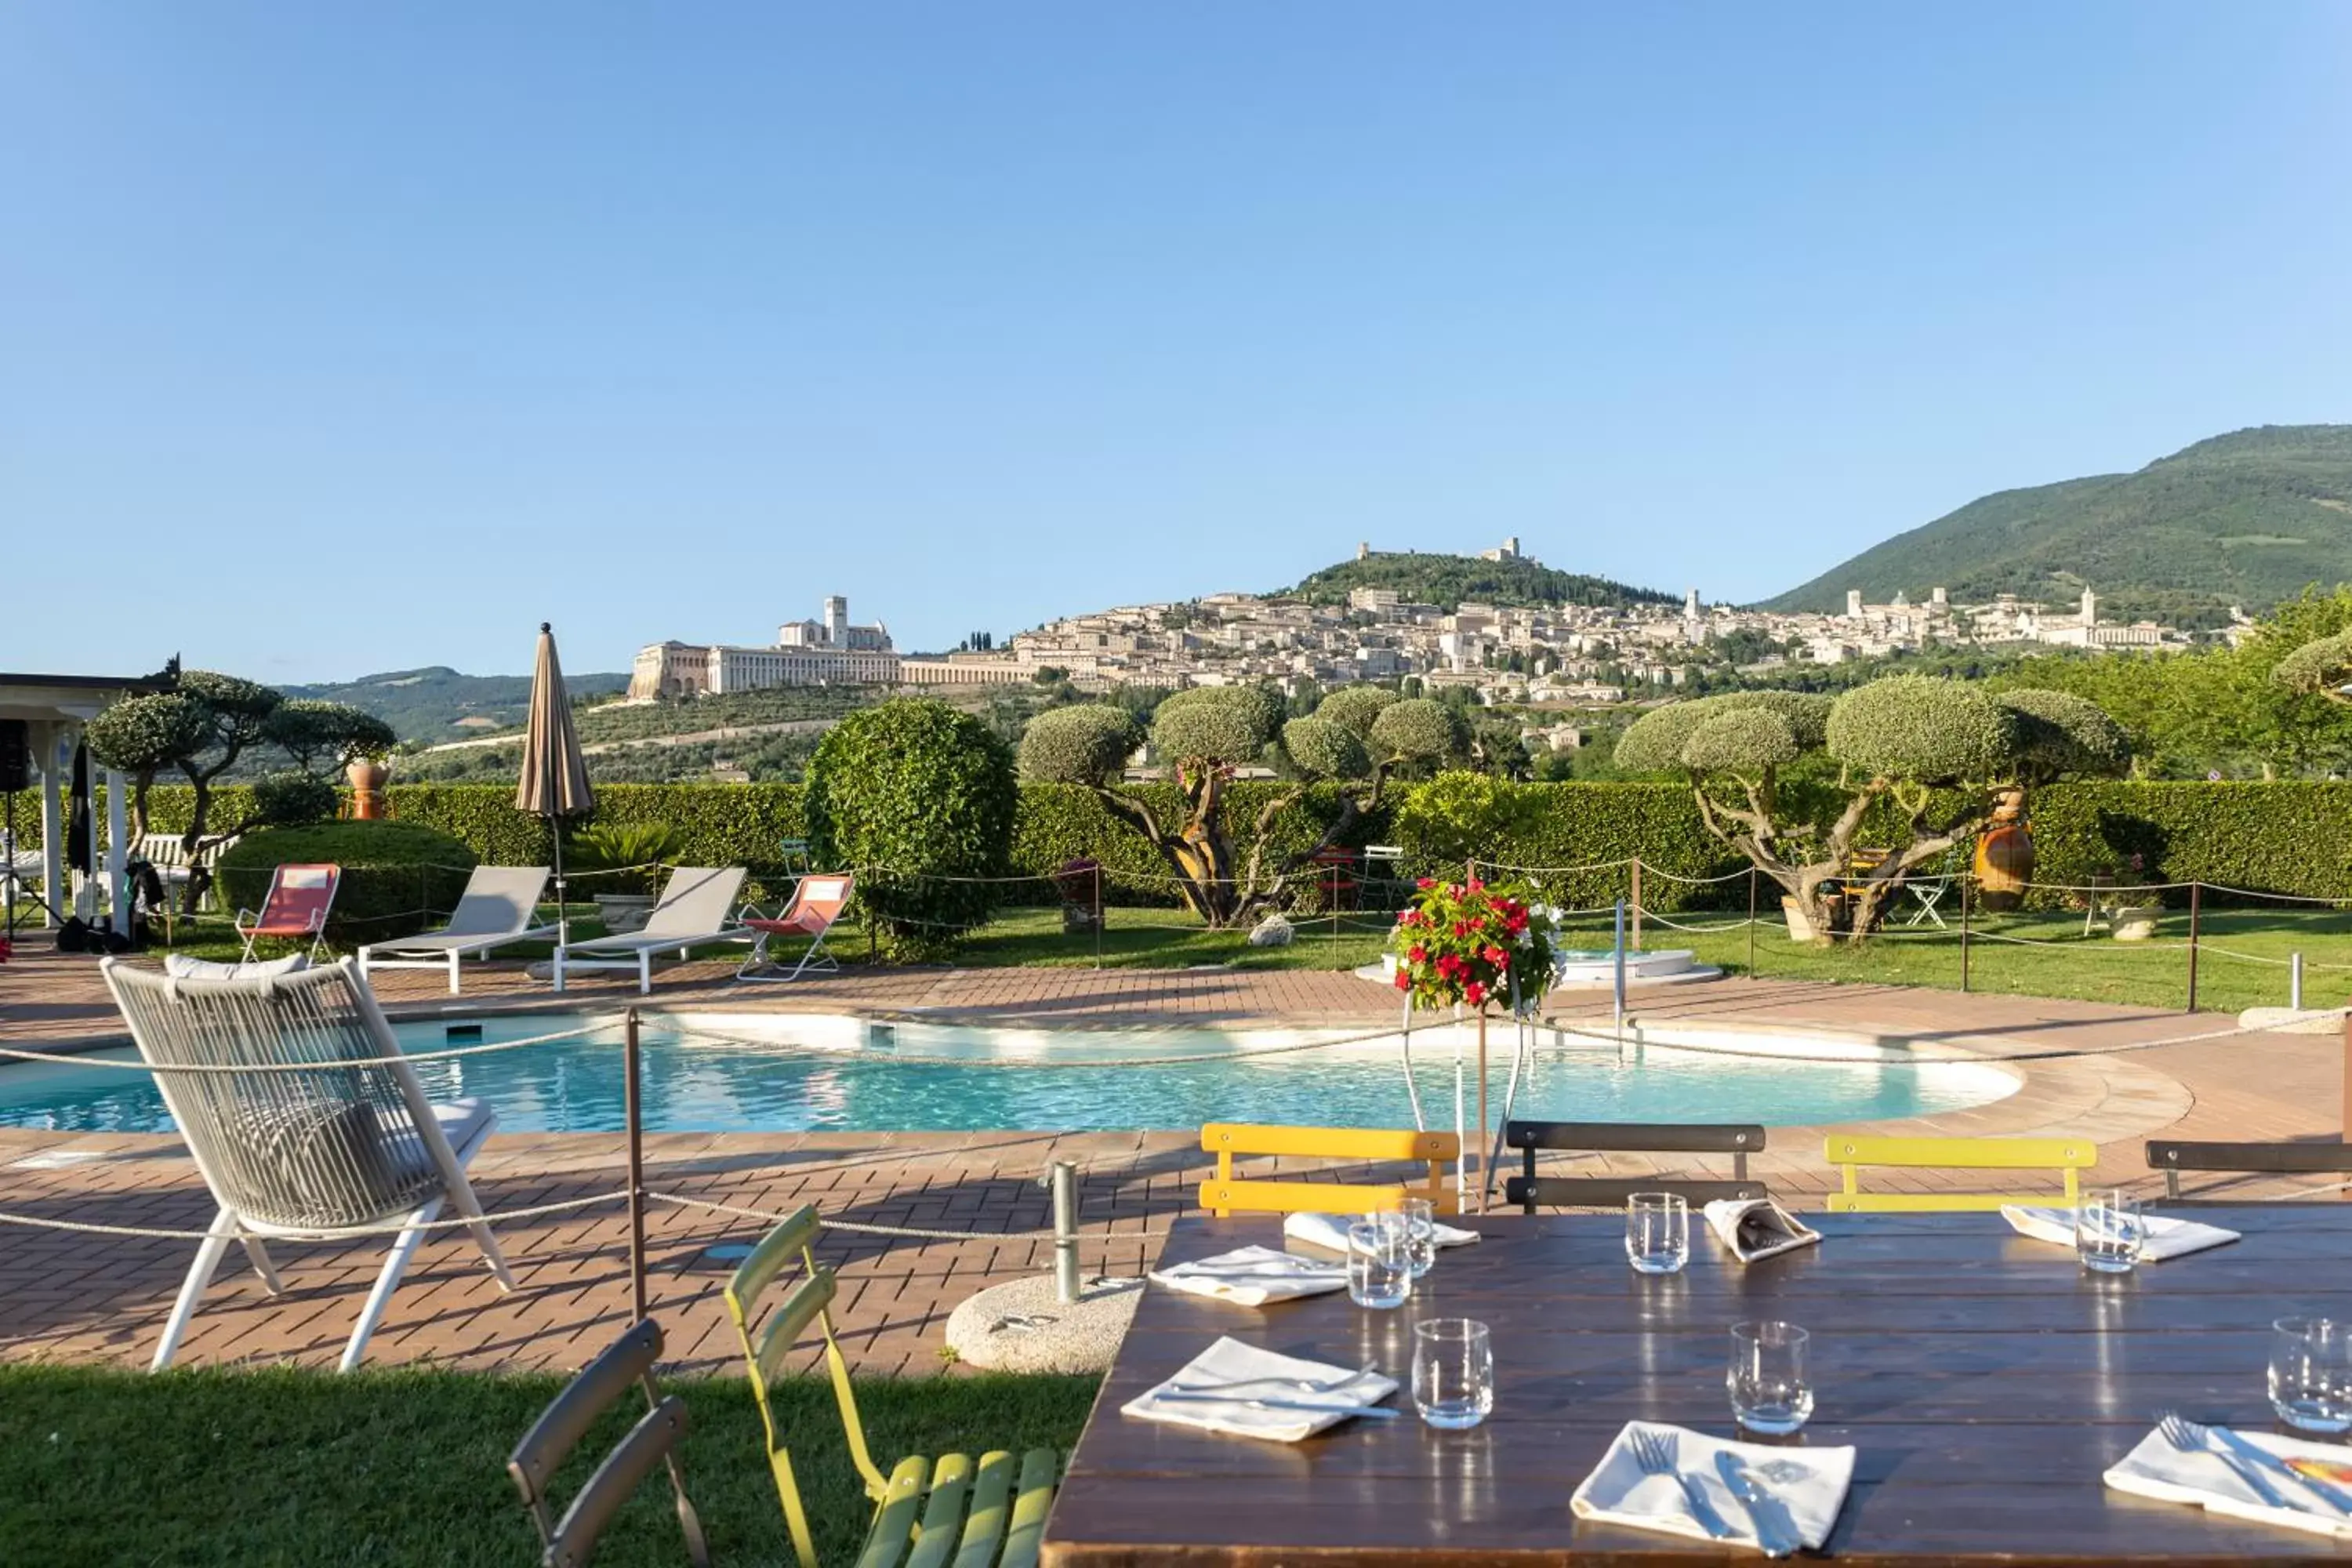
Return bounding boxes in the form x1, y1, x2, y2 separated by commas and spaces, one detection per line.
0, 1013, 2015, 1135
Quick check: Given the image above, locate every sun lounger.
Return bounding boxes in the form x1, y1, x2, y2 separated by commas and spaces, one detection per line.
735, 873, 854, 982
358, 866, 557, 995
552, 866, 747, 994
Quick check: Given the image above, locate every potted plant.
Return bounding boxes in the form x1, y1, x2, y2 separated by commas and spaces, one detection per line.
2106, 852, 2162, 940
567, 822, 680, 932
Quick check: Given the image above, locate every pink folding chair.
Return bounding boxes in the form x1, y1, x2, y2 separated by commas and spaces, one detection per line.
735, 873, 854, 982
235, 863, 342, 962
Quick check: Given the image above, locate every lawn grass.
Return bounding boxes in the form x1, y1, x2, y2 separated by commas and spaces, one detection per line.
0, 1363, 1098, 1567
147, 899, 2352, 1017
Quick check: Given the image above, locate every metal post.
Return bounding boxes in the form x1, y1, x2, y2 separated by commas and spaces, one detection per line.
1331, 858, 1341, 944
1746, 864, 1758, 978
1613, 898, 1628, 1030
1475, 1008, 1490, 1214
625, 1008, 648, 1323
2294, 952, 2306, 1012
1959, 874, 1971, 993
1630, 858, 1644, 951
2186, 881, 2202, 1014
1050, 1160, 1081, 1305
1092, 862, 1103, 971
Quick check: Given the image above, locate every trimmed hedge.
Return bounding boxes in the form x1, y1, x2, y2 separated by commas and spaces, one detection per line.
217, 821, 478, 944
31, 779, 2352, 913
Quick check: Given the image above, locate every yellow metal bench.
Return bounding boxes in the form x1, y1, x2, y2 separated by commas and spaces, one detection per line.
1824, 1134, 2096, 1213
1199, 1123, 1461, 1218
724, 1206, 1058, 1568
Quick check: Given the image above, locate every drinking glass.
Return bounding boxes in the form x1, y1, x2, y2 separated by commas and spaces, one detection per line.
2270, 1316, 2352, 1433
1397, 1196, 1439, 1279
2074, 1189, 2144, 1275
1412, 1318, 1494, 1429
1728, 1320, 1814, 1436
1624, 1192, 1690, 1276
1346, 1216, 1412, 1308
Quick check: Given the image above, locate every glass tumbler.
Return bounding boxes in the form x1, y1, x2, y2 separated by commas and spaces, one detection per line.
1412, 1318, 1494, 1429
1624, 1192, 1690, 1276
2270, 1316, 2352, 1433
1728, 1320, 1814, 1436
1346, 1216, 1412, 1308
2074, 1190, 2143, 1274
1397, 1196, 1439, 1279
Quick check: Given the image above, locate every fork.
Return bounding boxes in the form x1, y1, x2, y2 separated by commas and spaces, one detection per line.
1167, 1362, 1377, 1397
1630, 1428, 1737, 1541
2158, 1413, 2291, 1510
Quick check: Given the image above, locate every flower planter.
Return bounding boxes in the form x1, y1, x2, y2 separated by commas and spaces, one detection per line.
2110, 906, 2162, 942
1781, 895, 1835, 945
593, 893, 656, 934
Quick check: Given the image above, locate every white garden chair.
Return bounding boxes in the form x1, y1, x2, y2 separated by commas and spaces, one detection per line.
100, 956, 517, 1372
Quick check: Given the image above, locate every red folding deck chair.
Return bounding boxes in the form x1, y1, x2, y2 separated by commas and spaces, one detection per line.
235, 862, 341, 962
735, 873, 854, 982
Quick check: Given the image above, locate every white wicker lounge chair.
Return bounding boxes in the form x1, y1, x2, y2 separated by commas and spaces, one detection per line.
551, 866, 747, 994
100, 956, 517, 1372
357, 866, 557, 995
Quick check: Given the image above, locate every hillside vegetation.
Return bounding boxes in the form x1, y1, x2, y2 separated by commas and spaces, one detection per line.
286, 666, 630, 742
1289, 550, 1678, 612
1764, 424, 2352, 626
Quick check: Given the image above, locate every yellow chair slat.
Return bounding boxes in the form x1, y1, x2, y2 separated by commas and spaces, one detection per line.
725, 1203, 822, 1312
949, 1450, 1016, 1568
1201, 1123, 1459, 1161
1824, 1134, 2093, 1215
996, 1450, 1060, 1568
901, 1453, 975, 1568
752, 1267, 838, 1386
1196, 1178, 1460, 1218
856, 1455, 935, 1568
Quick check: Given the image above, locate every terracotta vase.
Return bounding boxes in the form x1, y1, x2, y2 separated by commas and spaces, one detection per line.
1973, 787, 2033, 912
346, 759, 390, 821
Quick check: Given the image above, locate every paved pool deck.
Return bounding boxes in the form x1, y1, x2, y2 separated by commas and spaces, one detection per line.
1, 948, 2344, 1377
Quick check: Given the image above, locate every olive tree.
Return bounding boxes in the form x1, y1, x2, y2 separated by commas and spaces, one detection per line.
1614, 676, 2128, 939
1018, 684, 1461, 926
265, 699, 397, 774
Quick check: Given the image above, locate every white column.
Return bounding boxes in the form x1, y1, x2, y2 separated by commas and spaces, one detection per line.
38, 730, 62, 929
105, 766, 128, 935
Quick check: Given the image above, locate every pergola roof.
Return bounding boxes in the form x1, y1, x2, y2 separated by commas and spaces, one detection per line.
0, 671, 169, 725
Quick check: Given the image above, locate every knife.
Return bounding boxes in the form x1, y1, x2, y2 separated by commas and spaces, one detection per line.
1151, 1391, 1403, 1420
2213, 1425, 2352, 1517
1715, 1450, 1800, 1558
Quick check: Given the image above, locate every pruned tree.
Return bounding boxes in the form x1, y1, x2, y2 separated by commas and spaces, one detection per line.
1614, 676, 2129, 940
82, 691, 207, 842
265, 699, 397, 774
1018, 684, 1461, 927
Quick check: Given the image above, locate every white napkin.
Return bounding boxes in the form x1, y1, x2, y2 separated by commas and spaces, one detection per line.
1148, 1245, 1350, 1306
1570, 1421, 1855, 1552
1283, 1210, 1479, 1255
2106, 1422, 2352, 1538
1702, 1199, 1821, 1264
2000, 1205, 2241, 1262
1121, 1335, 1399, 1442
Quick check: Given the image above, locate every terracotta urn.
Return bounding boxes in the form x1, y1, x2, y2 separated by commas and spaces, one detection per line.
1973, 786, 2033, 912
346, 759, 390, 821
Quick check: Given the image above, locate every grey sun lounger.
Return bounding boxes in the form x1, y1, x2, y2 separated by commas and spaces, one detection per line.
551, 866, 749, 994
358, 866, 557, 995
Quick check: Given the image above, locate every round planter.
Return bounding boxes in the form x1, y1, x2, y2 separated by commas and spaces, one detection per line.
1974, 788, 2034, 912
345, 759, 390, 821
593, 893, 656, 934
2110, 906, 2162, 942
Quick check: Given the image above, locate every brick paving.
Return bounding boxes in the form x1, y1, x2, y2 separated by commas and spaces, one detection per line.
2, 946, 2347, 1377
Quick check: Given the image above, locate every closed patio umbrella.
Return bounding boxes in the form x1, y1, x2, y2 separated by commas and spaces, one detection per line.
65, 739, 93, 880
515, 622, 595, 946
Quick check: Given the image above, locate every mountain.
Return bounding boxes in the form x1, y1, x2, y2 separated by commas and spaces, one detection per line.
1287, 550, 1679, 611
1763, 425, 2352, 627
285, 666, 630, 743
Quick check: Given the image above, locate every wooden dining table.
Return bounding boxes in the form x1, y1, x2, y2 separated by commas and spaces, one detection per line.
1039, 1207, 2352, 1565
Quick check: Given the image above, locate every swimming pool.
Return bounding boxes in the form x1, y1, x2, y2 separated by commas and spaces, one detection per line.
0, 1011, 2017, 1135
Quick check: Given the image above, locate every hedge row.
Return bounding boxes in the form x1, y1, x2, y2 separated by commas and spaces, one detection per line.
19, 780, 2352, 911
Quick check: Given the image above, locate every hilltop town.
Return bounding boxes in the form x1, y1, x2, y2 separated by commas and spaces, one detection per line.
626, 539, 2205, 712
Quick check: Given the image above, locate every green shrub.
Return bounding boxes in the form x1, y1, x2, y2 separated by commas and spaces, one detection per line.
1017, 706, 1141, 786
216, 821, 478, 946
805, 699, 1019, 960
565, 821, 681, 898
250, 772, 340, 828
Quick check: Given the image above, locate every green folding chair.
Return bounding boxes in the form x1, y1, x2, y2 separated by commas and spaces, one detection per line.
724, 1205, 1059, 1568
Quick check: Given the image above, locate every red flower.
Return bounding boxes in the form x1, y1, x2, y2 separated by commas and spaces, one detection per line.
1483, 945, 1508, 966
1406, 945, 1428, 964
1450, 921, 1468, 937
1416, 877, 1435, 889
1394, 969, 1412, 991
1466, 879, 1483, 892
1464, 981, 1486, 1006
1468, 916, 1486, 931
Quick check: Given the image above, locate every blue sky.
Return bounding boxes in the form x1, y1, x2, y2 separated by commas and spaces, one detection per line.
6, 3, 2350, 682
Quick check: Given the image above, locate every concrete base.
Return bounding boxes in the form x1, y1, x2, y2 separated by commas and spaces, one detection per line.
943, 1273, 1146, 1374
2238, 1006, 2350, 1036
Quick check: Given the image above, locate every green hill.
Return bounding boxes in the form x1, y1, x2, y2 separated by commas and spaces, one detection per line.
1763, 424, 2352, 627
285, 666, 630, 743
1288, 550, 1678, 611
